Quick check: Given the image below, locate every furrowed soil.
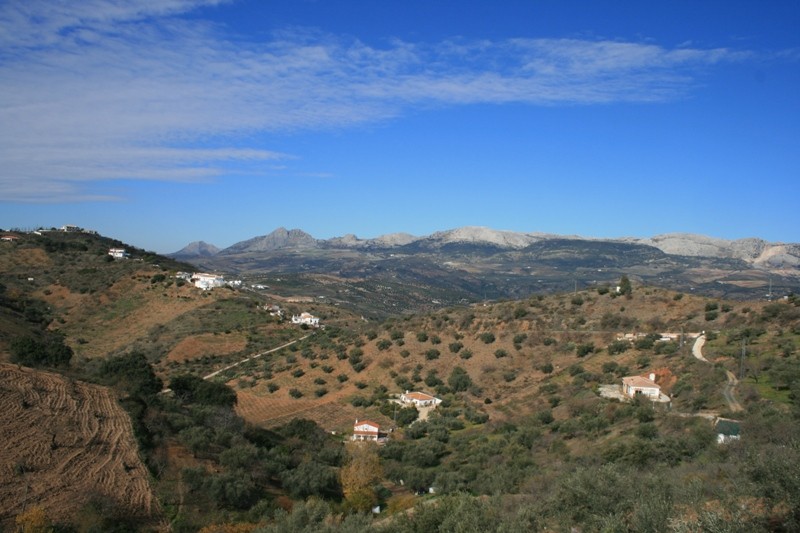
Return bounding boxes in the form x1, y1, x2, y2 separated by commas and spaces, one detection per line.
0, 364, 160, 528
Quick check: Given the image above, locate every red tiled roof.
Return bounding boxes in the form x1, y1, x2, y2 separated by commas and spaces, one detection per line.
622, 376, 659, 388
404, 392, 436, 401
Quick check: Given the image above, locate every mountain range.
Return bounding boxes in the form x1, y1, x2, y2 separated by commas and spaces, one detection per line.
171, 227, 800, 316
173, 226, 799, 268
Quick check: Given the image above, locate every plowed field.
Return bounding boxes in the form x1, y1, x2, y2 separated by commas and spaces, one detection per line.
236, 390, 391, 434
0, 364, 160, 527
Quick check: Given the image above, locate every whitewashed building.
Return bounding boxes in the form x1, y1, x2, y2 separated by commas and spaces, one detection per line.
622, 373, 662, 399
352, 419, 383, 442
192, 272, 226, 290
291, 312, 320, 327
400, 391, 442, 408
108, 248, 129, 259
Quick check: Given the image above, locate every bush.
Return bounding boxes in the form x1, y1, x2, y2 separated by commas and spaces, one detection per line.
169, 375, 237, 407
376, 339, 392, 351
448, 367, 473, 392
416, 332, 429, 342
449, 342, 463, 353
607, 340, 629, 355
459, 349, 473, 360
289, 388, 303, 398
11, 333, 73, 368
98, 352, 163, 398
576, 343, 595, 357
494, 349, 509, 358
480, 332, 496, 344
425, 349, 441, 360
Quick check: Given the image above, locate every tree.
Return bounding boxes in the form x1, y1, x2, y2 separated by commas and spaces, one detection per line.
100, 352, 162, 399
619, 275, 632, 297
170, 374, 237, 407
11, 332, 73, 368
448, 366, 473, 392
340, 443, 383, 511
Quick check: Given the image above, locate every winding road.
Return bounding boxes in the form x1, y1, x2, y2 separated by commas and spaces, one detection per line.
691, 334, 743, 413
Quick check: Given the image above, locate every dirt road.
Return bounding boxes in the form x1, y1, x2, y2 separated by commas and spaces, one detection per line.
691, 334, 743, 413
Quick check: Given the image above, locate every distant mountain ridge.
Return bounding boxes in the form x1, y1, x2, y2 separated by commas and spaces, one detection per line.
171, 241, 220, 259
171, 226, 799, 269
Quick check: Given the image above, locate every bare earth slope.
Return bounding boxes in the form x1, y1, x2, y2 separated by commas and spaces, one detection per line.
0, 364, 160, 528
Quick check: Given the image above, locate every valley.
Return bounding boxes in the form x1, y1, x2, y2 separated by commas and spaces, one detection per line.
1, 229, 799, 531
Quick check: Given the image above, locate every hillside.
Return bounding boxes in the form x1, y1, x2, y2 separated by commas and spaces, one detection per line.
175, 226, 800, 318
0, 364, 159, 530
2, 229, 800, 531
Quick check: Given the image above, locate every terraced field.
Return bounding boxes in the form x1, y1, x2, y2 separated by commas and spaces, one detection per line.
0, 364, 160, 528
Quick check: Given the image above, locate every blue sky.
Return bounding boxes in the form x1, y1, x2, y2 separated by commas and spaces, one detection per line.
1, 0, 798, 253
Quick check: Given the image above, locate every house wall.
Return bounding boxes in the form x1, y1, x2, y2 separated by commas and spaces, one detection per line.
625, 384, 660, 398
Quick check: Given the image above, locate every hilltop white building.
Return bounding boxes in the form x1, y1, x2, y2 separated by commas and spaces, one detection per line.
192, 272, 225, 290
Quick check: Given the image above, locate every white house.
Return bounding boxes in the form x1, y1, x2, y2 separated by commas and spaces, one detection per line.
400, 391, 442, 408
291, 312, 320, 327
352, 419, 383, 442
622, 374, 661, 399
191, 272, 226, 290
108, 248, 129, 259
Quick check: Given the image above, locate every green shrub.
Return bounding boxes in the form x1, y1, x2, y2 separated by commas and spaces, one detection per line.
576, 343, 595, 357
10, 333, 73, 368
376, 339, 392, 351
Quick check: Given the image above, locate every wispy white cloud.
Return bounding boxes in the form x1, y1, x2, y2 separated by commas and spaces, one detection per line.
0, 0, 750, 202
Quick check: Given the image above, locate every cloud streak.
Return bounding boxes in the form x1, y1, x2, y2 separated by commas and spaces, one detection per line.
0, 0, 748, 202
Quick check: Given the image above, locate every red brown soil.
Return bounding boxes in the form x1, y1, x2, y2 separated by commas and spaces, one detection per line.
55, 273, 216, 357
0, 364, 160, 528
166, 333, 248, 363
236, 390, 391, 434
